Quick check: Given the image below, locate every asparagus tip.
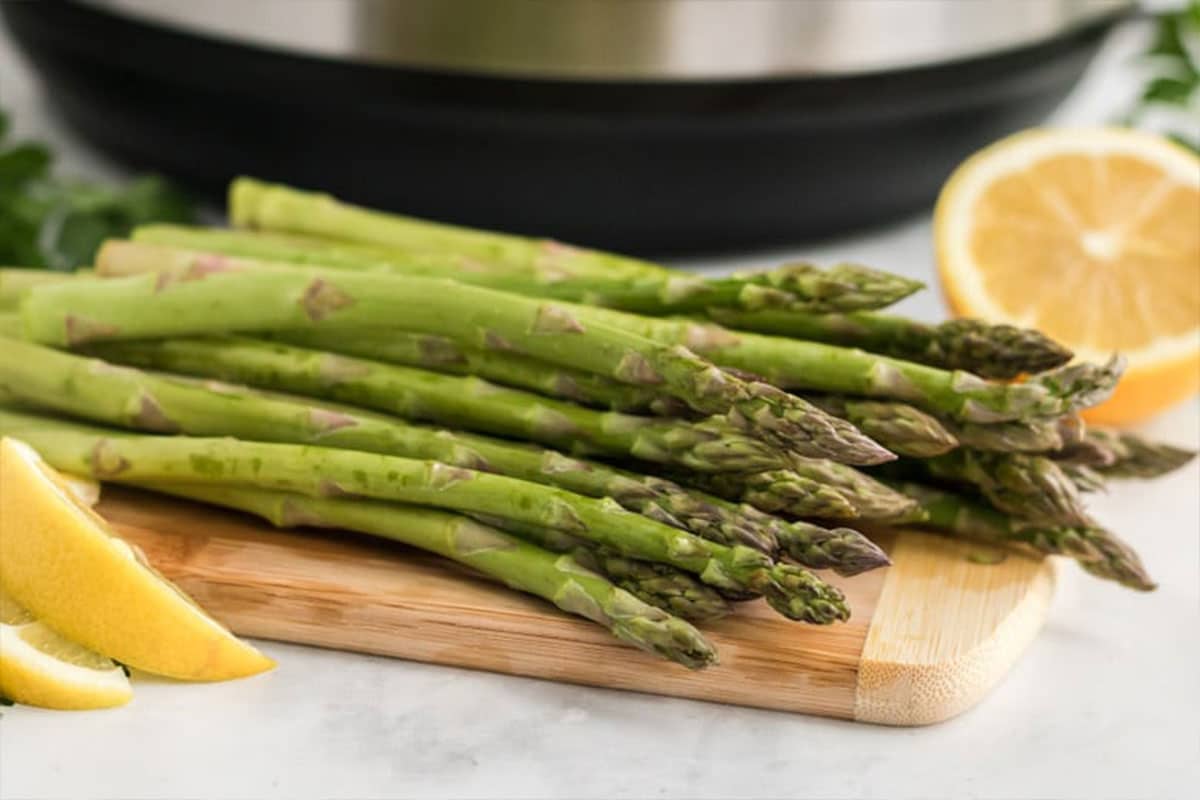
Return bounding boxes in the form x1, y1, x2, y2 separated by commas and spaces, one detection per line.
762, 565, 851, 624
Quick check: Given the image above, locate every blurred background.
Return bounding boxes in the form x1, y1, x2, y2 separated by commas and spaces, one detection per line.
1, 0, 1193, 253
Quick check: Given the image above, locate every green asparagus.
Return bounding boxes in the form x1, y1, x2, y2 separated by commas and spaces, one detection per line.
0, 336, 779, 554
893, 482, 1155, 591
0, 311, 18, 337
211, 179, 923, 312
28, 257, 893, 464
226, 177, 682, 280
803, 395, 959, 457
890, 450, 1090, 527
463, 515, 732, 622
89, 239, 1120, 429
1057, 462, 1107, 493
0, 407, 850, 622
706, 309, 1073, 379
131, 225, 924, 314
272, 327, 689, 415
550, 306, 1123, 424
0, 268, 78, 310
78, 335, 789, 474
135, 482, 721, 667
1066, 428, 1197, 479
1052, 436, 1117, 468
674, 459, 921, 523
769, 519, 890, 577
945, 416, 1069, 453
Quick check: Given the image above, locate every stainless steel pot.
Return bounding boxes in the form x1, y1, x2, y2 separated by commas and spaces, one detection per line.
6, 0, 1133, 249
83, 0, 1130, 80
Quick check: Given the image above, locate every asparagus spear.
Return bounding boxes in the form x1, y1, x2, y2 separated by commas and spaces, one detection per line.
270, 327, 689, 416
696, 495, 888, 576
78, 335, 790, 474
227, 177, 673, 280
769, 519, 890, 577
803, 395, 959, 457
463, 515, 732, 622
0, 268, 78, 310
135, 482, 720, 667
0, 408, 850, 622
890, 450, 1090, 527
30, 259, 893, 464
1064, 428, 1197, 479
539, 306, 1123, 424
706, 309, 1073, 379
674, 460, 921, 523
0, 336, 777, 554
1057, 462, 1107, 493
210, 180, 923, 311
133, 225, 923, 314
1056, 412, 1087, 449
944, 416, 1068, 454
1052, 436, 1118, 468
892, 482, 1155, 591
88, 239, 1119, 428
0, 311, 19, 337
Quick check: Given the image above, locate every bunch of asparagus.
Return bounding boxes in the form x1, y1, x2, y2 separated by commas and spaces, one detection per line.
0, 177, 1191, 669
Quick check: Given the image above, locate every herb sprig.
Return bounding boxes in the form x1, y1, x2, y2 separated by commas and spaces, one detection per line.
0, 109, 196, 270
1130, 1, 1200, 152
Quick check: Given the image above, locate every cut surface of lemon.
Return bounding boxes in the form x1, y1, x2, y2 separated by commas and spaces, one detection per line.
0, 587, 132, 710
935, 127, 1200, 424
0, 437, 275, 681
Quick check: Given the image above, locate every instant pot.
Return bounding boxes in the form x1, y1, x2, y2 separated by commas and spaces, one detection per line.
2, 0, 1131, 251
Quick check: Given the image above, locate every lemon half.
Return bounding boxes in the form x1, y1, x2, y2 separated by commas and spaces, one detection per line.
936, 127, 1200, 424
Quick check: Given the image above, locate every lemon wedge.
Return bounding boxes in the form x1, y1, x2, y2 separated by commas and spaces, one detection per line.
0, 586, 132, 710
0, 437, 274, 681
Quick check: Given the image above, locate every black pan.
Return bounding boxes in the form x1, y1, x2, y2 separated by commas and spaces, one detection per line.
1, 0, 1122, 252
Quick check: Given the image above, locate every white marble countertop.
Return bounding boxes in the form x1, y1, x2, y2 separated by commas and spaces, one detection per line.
2, 17, 1198, 800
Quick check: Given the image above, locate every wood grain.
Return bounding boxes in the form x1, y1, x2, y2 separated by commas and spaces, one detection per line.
855, 534, 1057, 725
97, 487, 1054, 724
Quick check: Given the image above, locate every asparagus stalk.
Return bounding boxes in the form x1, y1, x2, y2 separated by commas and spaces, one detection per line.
1058, 462, 1107, 493
463, 515, 732, 622
890, 450, 1091, 527
0, 311, 19, 337
270, 327, 689, 416
769, 519, 890, 577
135, 482, 720, 667
697, 495, 888, 576
208, 181, 923, 311
892, 482, 1155, 591
706, 309, 1074, 380
0, 268, 79, 310
32, 258, 893, 464
541, 306, 1123, 424
1052, 436, 1118, 468
78, 335, 790, 474
0, 336, 778, 554
944, 416, 1069, 453
0, 408, 850, 622
133, 224, 923, 314
674, 459, 921, 523
1064, 428, 1197, 479
227, 177, 673, 280
1056, 413, 1087, 449
803, 395, 959, 457
88, 239, 1119, 428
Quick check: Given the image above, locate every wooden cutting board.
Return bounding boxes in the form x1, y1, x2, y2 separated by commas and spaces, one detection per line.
98, 487, 1056, 726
